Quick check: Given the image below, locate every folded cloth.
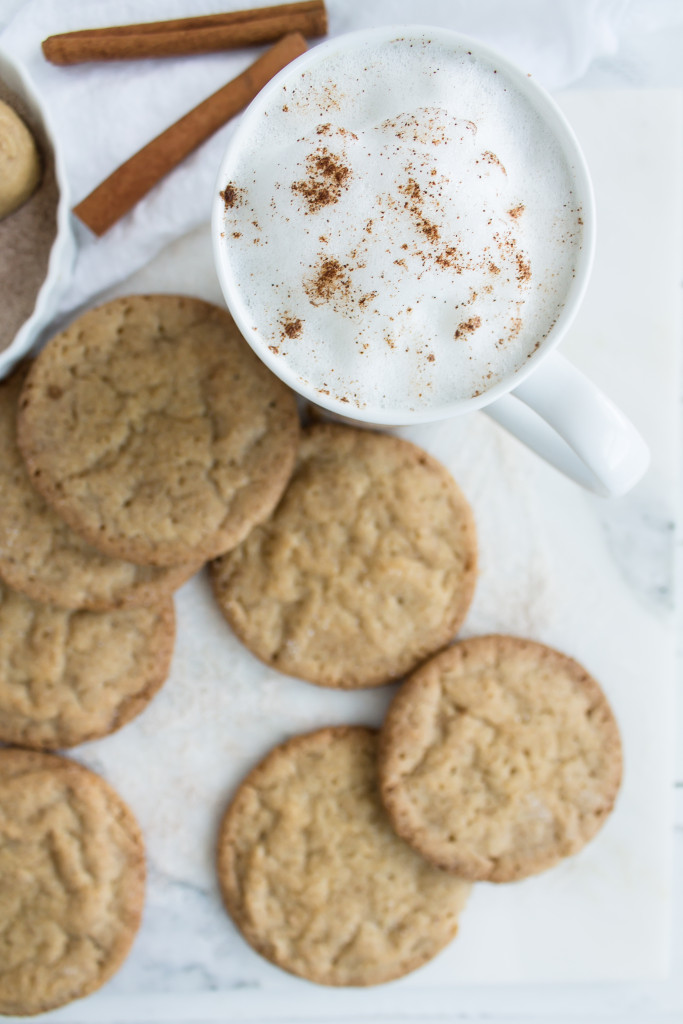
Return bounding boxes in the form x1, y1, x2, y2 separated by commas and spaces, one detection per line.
0, 0, 662, 319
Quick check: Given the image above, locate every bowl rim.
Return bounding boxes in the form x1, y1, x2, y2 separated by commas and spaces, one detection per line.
0, 43, 74, 379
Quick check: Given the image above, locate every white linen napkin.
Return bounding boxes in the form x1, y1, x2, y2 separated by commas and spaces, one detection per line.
0, 0, 670, 317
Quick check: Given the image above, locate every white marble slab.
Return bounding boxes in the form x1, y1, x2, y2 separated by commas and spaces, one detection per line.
20, 90, 680, 1023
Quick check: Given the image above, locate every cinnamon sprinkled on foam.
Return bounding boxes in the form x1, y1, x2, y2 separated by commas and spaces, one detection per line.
220, 37, 584, 411
292, 147, 351, 212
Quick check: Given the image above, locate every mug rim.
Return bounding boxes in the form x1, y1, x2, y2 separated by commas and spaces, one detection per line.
211, 24, 596, 425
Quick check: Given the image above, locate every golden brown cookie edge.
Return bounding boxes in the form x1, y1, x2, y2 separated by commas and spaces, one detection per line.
378, 634, 624, 883
15, 295, 301, 567
210, 423, 478, 690
0, 747, 146, 1016
0, 591, 176, 750
216, 724, 466, 986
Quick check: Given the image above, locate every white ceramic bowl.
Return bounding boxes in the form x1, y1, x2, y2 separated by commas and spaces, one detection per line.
0, 45, 75, 379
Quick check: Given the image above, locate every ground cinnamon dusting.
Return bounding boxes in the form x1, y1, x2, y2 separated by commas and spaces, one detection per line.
304, 257, 351, 306
515, 252, 531, 283
509, 317, 523, 340
281, 317, 303, 339
454, 316, 482, 340
482, 151, 507, 174
292, 147, 351, 212
399, 177, 440, 242
220, 183, 242, 209
436, 246, 463, 271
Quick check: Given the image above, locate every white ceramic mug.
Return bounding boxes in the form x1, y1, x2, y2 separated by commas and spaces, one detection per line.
212, 26, 649, 497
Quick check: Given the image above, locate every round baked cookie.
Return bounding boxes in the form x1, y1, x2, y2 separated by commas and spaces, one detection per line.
0, 364, 200, 610
210, 424, 477, 688
16, 295, 300, 566
217, 726, 471, 986
0, 578, 175, 749
0, 98, 41, 220
378, 635, 623, 883
0, 748, 145, 1016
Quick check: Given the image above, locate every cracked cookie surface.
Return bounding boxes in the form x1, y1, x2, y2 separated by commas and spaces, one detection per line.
378, 635, 623, 882
217, 726, 471, 986
16, 295, 300, 566
0, 364, 199, 610
210, 424, 477, 688
0, 579, 175, 749
0, 748, 145, 1016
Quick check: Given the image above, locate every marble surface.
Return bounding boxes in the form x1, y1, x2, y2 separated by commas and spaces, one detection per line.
6, 89, 678, 1023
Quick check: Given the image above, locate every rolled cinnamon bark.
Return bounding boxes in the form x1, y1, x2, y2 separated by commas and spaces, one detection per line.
43, 1, 326, 64
73, 32, 308, 236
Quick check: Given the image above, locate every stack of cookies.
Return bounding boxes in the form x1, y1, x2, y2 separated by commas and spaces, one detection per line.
0, 292, 623, 1009
0, 294, 300, 1014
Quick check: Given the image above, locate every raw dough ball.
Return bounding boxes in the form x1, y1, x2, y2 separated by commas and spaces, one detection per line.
0, 98, 41, 220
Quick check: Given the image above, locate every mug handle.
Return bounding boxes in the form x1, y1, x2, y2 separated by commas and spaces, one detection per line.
483, 352, 650, 497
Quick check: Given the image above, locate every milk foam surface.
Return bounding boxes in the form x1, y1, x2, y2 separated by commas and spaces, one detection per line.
219, 36, 584, 414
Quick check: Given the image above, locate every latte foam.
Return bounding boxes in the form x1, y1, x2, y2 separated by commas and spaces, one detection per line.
217, 34, 585, 414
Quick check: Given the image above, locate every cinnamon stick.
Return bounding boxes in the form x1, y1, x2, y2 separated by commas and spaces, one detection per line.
47, 1, 324, 37
43, 1, 325, 64
73, 32, 307, 237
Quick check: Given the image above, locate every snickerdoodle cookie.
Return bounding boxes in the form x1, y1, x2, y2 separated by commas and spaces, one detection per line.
0, 748, 145, 1016
0, 578, 175, 749
0, 364, 199, 610
217, 726, 471, 986
378, 635, 623, 882
16, 295, 300, 566
211, 424, 477, 688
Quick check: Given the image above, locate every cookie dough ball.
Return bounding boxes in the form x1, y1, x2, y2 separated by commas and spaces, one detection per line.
0, 99, 41, 220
